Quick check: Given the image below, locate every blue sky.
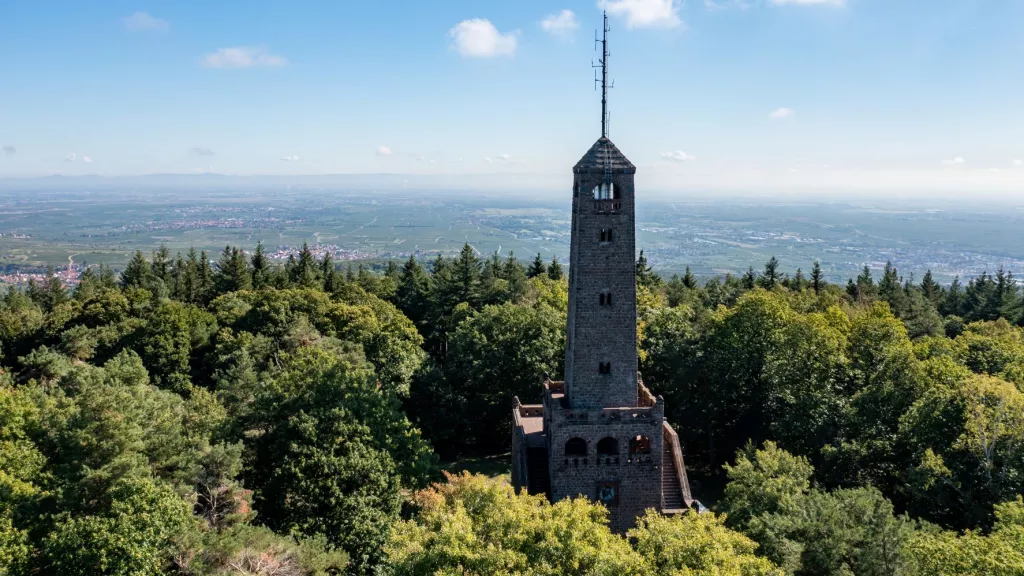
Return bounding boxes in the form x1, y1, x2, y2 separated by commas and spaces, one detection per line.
2, 0, 1024, 193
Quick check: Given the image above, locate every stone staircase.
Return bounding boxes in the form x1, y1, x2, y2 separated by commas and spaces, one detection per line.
661, 443, 685, 511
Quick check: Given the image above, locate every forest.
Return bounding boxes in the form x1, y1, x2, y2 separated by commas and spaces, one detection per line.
1, 242, 1023, 575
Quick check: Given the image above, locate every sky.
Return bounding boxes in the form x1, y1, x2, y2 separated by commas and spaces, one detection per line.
2, 0, 1024, 194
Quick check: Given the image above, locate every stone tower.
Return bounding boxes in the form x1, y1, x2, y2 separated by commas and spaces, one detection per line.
511, 12, 697, 532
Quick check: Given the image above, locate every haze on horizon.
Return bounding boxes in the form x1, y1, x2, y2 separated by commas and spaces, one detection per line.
2, 0, 1024, 195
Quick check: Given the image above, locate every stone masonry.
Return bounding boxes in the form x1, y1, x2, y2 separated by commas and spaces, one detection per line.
511, 137, 696, 533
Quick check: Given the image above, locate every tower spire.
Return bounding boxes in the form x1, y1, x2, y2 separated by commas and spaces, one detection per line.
594, 11, 612, 138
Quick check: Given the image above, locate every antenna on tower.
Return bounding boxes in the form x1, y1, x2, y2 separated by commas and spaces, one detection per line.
592, 11, 613, 139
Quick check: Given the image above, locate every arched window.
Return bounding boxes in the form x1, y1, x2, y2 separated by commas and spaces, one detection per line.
629, 435, 651, 455
592, 182, 617, 200
565, 438, 588, 458
597, 437, 618, 456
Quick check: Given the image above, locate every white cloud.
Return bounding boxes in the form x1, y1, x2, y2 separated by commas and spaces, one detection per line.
82, 156, 93, 163
484, 157, 493, 164
601, 0, 683, 29
189, 147, 214, 156
122, 11, 168, 31
705, 0, 751, 10
1014, 159, 1022, 166
63, 152, 76, 162
770, 0, 845, 5
280, 155, 299, 161
496, 152, 511, 162
201, 46, 287, 69
449, 19, 518, 58
541, 10, 579, 38
943, 156, 965, 166
661, 150, 695, 162
2, 145, 14, 156
376, 145, 393, 156
769, 107, 794, 119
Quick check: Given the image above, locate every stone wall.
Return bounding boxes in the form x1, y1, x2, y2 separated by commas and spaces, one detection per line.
544, 383, 664, 532
564, 166, 638, 410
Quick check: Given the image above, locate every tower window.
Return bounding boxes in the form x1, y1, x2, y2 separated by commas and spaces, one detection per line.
599, 292, 612, 306
599, 362, 611, 374
599, 228, 613, 242
592, 182, 618, 200
629, 435, 652, 455
565, 438, 588, 458
597, 437, 619, 456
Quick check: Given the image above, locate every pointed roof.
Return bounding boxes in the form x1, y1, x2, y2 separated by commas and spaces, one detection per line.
573, 137, 636, 174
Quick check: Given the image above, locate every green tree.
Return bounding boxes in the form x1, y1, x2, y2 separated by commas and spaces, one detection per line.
920, 270, 942, 307
528, 253, 546, 278
811, 261, 824, 294
386, 472, 646, 576
214, 246, 252, 295
121, 250, 153, 290
547, 255, 563, 281
42, 477, 193, 576
759, 256, 781, 290
630, 510, 783, 576
250, 240, 271, 289
636, 250, 661, 288
413, 301, 565, 456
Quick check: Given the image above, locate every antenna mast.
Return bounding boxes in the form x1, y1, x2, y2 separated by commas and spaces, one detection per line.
593, 11, 612, 138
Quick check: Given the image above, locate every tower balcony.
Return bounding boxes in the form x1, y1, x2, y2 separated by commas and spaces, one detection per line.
593, 199, 622, 213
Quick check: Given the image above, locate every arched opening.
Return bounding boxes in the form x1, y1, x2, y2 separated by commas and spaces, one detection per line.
628, 435, 651, 456
596, 437, 618, 456
565, 438, 588, 458
592, 182, 618, 200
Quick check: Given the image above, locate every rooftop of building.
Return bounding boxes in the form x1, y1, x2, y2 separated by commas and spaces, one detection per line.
573, 137, 636, 174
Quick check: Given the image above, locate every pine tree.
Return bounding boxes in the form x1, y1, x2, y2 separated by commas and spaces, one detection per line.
528, 253, 546, 278
846, 279, 859, 301
855, 265, 876, 302
920, 269, 942, 306
503, 252, 527, 298
176, 248, 200, 303
198, 250, 214, 302
75, 266, 98, 300
741, 266, 756, 290
321, 253, 337, 293
942, 276, 965, 317
251, 241, 271, 289
547, 256, 563, 281
878, 261, 905, 314
791, 268, 806, 291
964, 272, 996, 321
397, 255, 431, 326
45, 265, 68, 310
451, 243, 482, 305
214, 246, 252, 294
385, 260, 400, 281
121, 250, 152, 289
759, 256, 780, 290
682, 266, 697, 289
292, 242, 320, 288
811, 261, 823, 294
995, 267, 1020, 320
26, 278, 47, 307
635, 250, 661, 287
98, 263, 117, 289
152, 245, 172, 285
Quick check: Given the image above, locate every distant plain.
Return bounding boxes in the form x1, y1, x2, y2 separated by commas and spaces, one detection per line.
2, 185, 1023, 283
